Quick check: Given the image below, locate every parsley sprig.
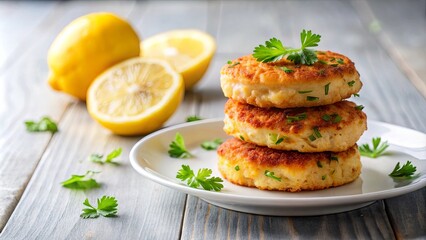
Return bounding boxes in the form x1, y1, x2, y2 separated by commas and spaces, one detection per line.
253, 29, 321, 65
201, 138, 223, 150
176, 165, 223, 191
90, 147, 122, 164
389, 161, 417, 178
168, 133, 192, 158
81, 196, 118, 219
61, 171, 100, 190
359, 137, 389, 158
264, 170, 281, 181
25, 116, 58, 133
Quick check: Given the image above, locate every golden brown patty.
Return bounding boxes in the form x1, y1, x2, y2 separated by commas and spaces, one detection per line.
217, 138, 361, 192
220, 52, 362, 108
224, 99, 367, 152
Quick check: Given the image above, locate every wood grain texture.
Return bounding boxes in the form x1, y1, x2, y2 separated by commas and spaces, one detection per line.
0, 0, 425, 239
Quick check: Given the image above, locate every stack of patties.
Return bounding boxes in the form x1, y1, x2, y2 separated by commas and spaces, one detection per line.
217, 51, 367, 192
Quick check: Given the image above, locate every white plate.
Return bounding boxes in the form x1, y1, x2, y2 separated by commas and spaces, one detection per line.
130, 119, 426, 216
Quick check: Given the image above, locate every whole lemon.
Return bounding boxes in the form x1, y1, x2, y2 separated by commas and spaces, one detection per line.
47, 12, 140, 100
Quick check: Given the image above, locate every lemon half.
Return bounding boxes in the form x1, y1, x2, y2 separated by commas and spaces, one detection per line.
87, 57, 184, 135
141, 29, 216, 89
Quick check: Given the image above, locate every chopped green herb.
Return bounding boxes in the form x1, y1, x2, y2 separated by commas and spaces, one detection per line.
331, 113, 342, 123
201, 138, 223, 150
239, 135, 245, 141
168, 133, 192, 158
355, 105, 364, 110
330, 64, 338, 67
330, 155, 338, 161
318, 69, 326, 75
286, 112, 307, 123
227, 60, 232, 64
61, 171, 100, 190
25, 116, 58, 133
307, 96, 319, 101
281, 66, 294, 73
330, 57, 336, 62
347, 80, 355, 87
353, 93, 360, 97
253, 29, 321, 65
228, 62, 240, 68
322, 175, 326, 180
359, 137, 389, 158
308, 134, 316, 141
322, 114, 331, 121
317, 161, 323, 168
176, 165, 224, 191
264, 170, 281, 181
337, 58, 344, 64
298, 90, 313, 94
389, 161, 417, 178
235, 165, 240, 171
317, 51, 325, 55
269, 133, 286, 144
318, 60, 327, 65
313, 127, 322, 138
81, 196, 118, 219
186, 115, 202, 122
324, 82, 330, 95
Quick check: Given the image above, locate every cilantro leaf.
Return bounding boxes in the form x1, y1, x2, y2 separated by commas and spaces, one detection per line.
61, 171, 100, 190
359, 137, 389, 158
389, 161, 417, 178
253, 29, 321, 65
176, 165, 223, 191
186, 115, 203, 122
25, 116, 58, 133
201, 138, 223, 150
90, 148, 122, 164
81, 196, 118, 219
168, 133, 192, 158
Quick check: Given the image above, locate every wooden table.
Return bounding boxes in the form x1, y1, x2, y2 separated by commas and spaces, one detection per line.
1, 0, 425, 239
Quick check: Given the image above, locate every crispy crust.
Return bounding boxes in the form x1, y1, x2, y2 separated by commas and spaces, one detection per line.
220, 52, 362, 108
217, 138, 361, 192
224, 99, 367, 152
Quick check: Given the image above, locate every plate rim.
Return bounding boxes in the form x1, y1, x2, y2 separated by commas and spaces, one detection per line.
129, 119, 426, 207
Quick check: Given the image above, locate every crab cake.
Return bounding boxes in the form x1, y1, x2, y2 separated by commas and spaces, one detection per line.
217, 138, 361, 192
224, 99, 366, 152
221, 52, 362, 108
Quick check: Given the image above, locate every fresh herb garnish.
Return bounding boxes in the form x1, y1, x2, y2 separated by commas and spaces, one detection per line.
186, 115, 202, 122
347, 80, 355, 87
355, 105, 364, 110
318, 60, 327, 65
324, 82, 330, 95
330, 155, 338, 161
389, 161, 417, 178
308, 135, 316, 141
330, 64, 338, 67
90, 147, 122, 164
269, 133, 286, 144
281, 66, 294, 73
286, 112, 307, 123
25, 116, 58, 133
331, 114, 342, 123
313, 127, 322, 138
330, 57, 336, 62
201, 138, 223, 150
322, 175, 326, 180
307, 96, 319, 101
264, 170, 281, 181
359, 137, 389, 158
317, 161, 323, 168
235, 165, 240, 171
239, 135, 245, 141
61, 171, 100, 190
253, 29, 321, 65
227, 60, 232, 64
353, 93, 360, 97
321, 114, 331, 121
228, 62, 240, 68
176, 165, 223, 191
168, 133, 192, 158
337, 58, 344, 64
298, 90, 313, 94
80, 196, 118, 219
